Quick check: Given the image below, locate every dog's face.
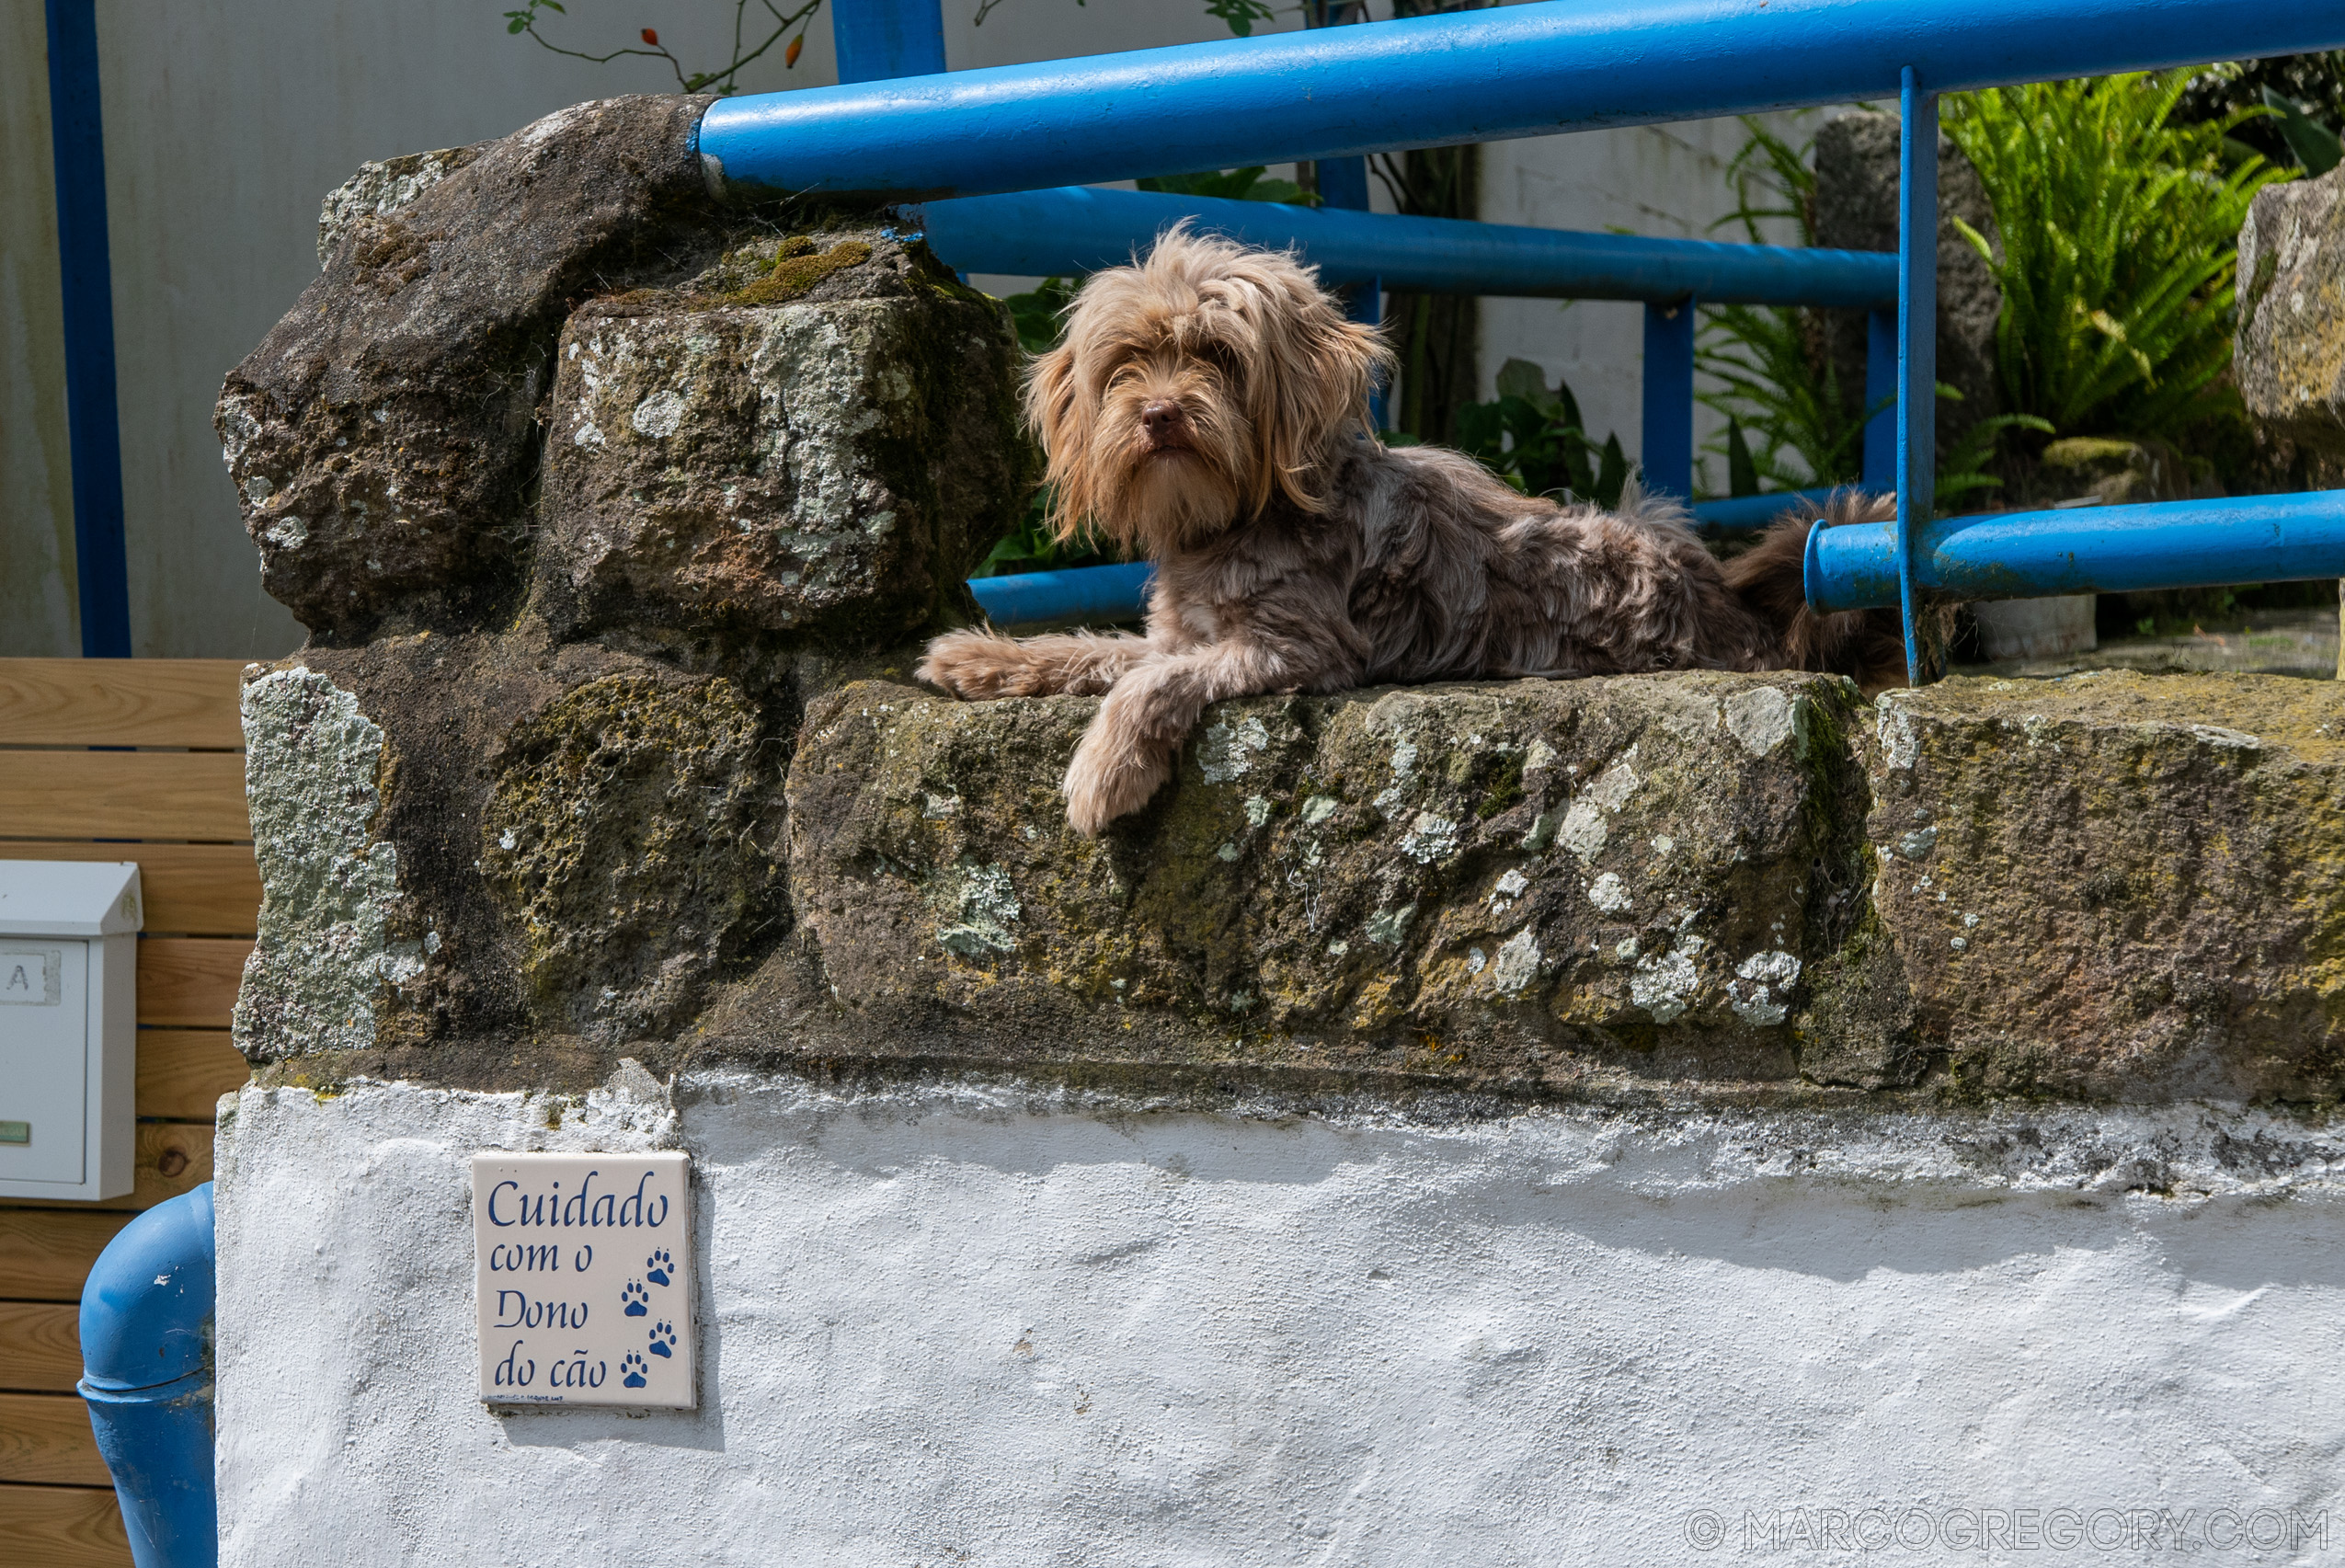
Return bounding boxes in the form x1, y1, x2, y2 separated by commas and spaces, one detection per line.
1026, 228, 1393, 555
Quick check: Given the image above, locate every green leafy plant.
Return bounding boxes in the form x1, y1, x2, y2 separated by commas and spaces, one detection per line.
1001, 276, 1078, 358
1443, 359, 1630, 509
2177, 52, 2345, 169
1200, 0, 1275, 34
1694, 118, 1876, 497
1938, 406, 2055, 503
1943, 73, 2293, 443
2262, 86, 2343, 175
1699, 299, 1865, 495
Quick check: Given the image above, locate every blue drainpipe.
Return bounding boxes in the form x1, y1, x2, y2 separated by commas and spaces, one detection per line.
79, 1182, 217, 1568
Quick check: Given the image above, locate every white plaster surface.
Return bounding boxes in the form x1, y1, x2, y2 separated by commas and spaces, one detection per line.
218, 1074, 2345, 1566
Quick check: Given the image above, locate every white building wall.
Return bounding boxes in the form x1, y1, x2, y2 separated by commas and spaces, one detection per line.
6, 0, 1810, 658
215, 1076, 2345, 1568
1481, 115, 1810, 491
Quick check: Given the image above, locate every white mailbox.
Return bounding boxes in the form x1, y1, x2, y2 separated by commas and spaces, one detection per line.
0, 862, 141, 1201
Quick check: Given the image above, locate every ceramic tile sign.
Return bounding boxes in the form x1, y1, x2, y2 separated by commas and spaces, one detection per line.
471, 1151, 694, 1408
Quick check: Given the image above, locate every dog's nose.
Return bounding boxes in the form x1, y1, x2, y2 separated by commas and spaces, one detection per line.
1141, 400, 1183, 440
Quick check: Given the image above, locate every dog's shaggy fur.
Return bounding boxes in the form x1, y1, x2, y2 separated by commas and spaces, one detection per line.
921, 230, 1905, 836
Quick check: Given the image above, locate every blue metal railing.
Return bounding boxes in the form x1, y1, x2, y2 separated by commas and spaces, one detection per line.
1808, 491, 2345, 608
918, 187, 1901, 306
702, 2, 2334, 200
913, 185, 1903, 507
966, 488, 1853, 630
768, 0, 2345, 663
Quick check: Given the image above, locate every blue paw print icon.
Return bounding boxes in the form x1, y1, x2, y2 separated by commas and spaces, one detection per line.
621, 1351, 648, 1389
621, 1280, 649, 1317
648, 1320, 678, 1358
645, 1249, 674, 1287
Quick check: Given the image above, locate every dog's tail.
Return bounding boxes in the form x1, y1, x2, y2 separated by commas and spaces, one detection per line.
1722, 489, 1915, 691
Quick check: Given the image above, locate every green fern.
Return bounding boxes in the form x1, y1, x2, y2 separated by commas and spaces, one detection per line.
1942, 73, 2292, 442
1699, 300, 1868, 493
1694, 117, 1876, 496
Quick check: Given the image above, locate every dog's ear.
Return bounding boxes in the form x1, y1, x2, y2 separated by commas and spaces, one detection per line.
1024, 338, 1098, 545
1246, 277, 1396, 517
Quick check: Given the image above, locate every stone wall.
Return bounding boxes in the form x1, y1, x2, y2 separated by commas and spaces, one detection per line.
216, 97, 2345, 1111
2236, 165, 2345, 674
221, 97, 1029, 1069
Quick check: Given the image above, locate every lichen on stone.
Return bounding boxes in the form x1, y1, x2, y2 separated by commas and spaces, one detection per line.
776, 670, 1863, 1087
936, 862, 1022, 956
234, 668, 417, 1061
533, 284, 1026, 644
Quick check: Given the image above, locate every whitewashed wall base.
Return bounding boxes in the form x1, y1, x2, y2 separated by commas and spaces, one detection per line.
215, 1078, 2345, 1567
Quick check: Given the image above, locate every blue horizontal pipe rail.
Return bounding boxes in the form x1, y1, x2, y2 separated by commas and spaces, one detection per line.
916, 187, 1897, 307
1805, 492, 2345, 612
968, 562, 1155, 628
969, 492, 1843, 630
695, 0, 2343, 200
80, 1182, 216, 1568
1690, 487, 1846, 532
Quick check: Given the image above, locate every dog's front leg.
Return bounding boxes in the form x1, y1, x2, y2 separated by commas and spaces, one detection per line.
1062, 641, 1291, 836
918, 628, 1161, 701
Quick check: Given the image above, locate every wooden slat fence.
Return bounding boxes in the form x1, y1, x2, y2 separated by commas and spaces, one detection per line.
0, 659, 256, 1566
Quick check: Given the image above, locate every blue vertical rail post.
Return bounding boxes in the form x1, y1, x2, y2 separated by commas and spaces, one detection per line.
1895, 69, 1939, 685
1863, 309, 1897, 490
1306, 2, 1383, 426
831, 0, 946, 83
1642, 299, 1697, 502
1317, 155, 1387, 426
42, 0, 132, 658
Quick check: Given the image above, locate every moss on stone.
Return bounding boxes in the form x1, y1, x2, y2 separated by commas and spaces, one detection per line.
478, 672, 786, 1041
728, 239, 874, 306
1862, 672, 2345, 1100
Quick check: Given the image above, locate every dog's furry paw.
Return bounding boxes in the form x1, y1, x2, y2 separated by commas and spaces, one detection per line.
1061, 722, 1171, 837
917, 629, 1032, 701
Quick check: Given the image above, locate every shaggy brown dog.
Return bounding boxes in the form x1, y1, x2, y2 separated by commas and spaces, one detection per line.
920, 229, 1902, 836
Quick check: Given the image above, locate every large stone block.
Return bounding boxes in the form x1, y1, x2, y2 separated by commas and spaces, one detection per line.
531, 237, 1027, 646
314, 146, 480, 269
234, 668, 421, 1062
1865, 672, 2345, 1100
216, 97, 722, 633
2237, 166, 2345, 456
236, 634, 795, 1064
477, 670, 788, 1040
743, 671, 1871, 1092
1812, 112, 2003, 455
